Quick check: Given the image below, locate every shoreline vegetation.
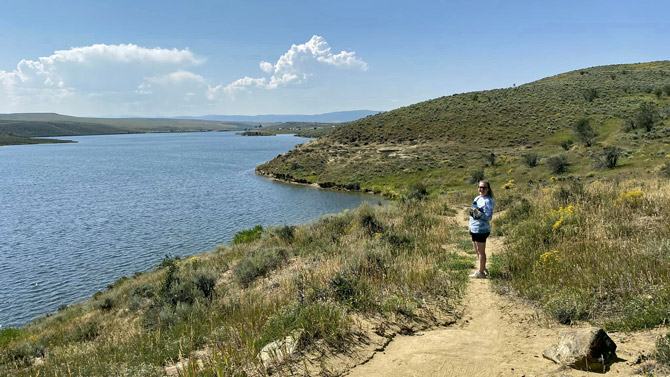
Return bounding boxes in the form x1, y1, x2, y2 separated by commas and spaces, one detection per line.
0, 115, 341, 147
2, 61, 670, 375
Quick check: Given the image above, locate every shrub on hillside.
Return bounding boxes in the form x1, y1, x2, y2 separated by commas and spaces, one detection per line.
582, 88, 598, 102
594, 146, 623, 169
654, 88, 663, 98
234, 247, 288, 287
403, 182, 428, 201
664, 84, 670, 96
560, 139, 574, 151
233, 225, 263, 245
635, 102, 658, 132
468, 167, 486, 183
657, 333, 670, 365
547, 155, 570, 174
623, 102, 659, 132
573, 118, 596, 147
358, 205, 383, 236
522, 152, 539, 167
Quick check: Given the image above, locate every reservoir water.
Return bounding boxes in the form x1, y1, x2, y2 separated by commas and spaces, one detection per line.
0, 132, 379, 328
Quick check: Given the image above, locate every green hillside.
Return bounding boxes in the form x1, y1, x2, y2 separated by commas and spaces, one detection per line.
257, 61, 670, 197
0, 114, 250, 146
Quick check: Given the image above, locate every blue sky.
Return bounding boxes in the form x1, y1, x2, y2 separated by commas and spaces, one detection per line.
0, 0, 668, 117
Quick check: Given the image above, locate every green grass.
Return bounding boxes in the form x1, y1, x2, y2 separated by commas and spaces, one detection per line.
257, 61, 670, 197
0, 197, 469, 376
492, 177, 670, 330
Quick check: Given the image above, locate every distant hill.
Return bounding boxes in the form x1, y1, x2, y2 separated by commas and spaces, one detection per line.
176, 110, 381, 123
257, 61, 670, 196
0, 113, 250, 146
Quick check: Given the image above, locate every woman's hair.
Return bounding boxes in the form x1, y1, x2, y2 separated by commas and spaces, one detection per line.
479, 180, 494, 198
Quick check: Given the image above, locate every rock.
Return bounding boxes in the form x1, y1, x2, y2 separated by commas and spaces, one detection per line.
543, 327, 617, 372
258, 329, 304, 369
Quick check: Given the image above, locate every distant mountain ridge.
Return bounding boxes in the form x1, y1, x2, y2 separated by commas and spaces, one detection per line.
175, 110, 381, 123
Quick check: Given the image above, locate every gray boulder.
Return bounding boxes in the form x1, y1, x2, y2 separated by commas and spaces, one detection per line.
543, 327, 617, 372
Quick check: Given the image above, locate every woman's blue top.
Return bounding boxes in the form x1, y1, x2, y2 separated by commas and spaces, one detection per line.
469, 195, 495, 234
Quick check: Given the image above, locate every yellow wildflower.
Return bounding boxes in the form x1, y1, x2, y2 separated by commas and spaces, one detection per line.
507, 168, 513, 175
552, 216, 564, 230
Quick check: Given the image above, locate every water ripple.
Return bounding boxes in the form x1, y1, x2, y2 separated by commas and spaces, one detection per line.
0, 133, 379, 327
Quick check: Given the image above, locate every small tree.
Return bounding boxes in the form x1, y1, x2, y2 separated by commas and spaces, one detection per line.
573, 118, 596, 147
597, 146, 622, 169
522, 152, 539, 167
635, 102, 658, 132
582, 88, 598, 102
547, 155, 570, 174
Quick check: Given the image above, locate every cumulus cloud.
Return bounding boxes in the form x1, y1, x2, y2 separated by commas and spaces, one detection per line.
0, 38, 367, 114
0, 44, 203, 114
211, 35, 368, 98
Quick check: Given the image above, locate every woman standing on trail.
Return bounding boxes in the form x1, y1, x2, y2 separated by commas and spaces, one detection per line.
469, 180, 494, 279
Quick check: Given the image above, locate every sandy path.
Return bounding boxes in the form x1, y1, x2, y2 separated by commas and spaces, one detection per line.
345, 216, 663, 377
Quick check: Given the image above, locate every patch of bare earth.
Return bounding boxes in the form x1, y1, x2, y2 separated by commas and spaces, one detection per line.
343, 213, 666, 377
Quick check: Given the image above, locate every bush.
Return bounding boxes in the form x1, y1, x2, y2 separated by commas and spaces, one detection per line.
468, 167, 486, 183
597, 146, 622, 169
654, 87, 663, 99
128, 283, 156, 310
233, 225, 263, 245
573, 118, 596, 147
99, 296, 115, 311
329, 270, 372, 310
522, 152, 539, 167
67, 321, 100, 342
657, 333, 670, 365
270, 225, 296, 242
582, 88, 598, 102
635, 102, 658, 132
560, 139, 574, 151
404, 182, 428, 201
547, 155, 570, 174
4, 341, 45, 367
234, 248, 288, 287
663, 84, 670, 96
358, 206, 383, 236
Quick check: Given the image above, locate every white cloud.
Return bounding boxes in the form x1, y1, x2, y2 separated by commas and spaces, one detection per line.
0, 38, 368, 115
0, 44, 204, 114
259, 61, 274, 74
210, 35, 368, 99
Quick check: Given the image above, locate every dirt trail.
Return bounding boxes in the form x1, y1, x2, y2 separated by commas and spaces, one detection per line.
345, 215, 663, 377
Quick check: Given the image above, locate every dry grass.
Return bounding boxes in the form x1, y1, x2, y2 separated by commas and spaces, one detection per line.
0, 196, 470, 377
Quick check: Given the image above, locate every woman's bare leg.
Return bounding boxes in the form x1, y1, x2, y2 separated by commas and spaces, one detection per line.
476, 241, 487, 273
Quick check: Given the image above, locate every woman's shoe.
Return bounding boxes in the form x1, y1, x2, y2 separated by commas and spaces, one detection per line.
469, 271, 487, 279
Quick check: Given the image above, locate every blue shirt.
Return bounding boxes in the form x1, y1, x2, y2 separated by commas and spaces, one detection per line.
469, 195, 494, 234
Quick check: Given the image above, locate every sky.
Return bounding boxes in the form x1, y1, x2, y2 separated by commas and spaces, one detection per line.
0, 0, 668, 117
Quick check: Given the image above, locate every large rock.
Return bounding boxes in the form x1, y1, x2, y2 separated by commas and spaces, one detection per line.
543, 327, 617, 372
258, 329, 304, 369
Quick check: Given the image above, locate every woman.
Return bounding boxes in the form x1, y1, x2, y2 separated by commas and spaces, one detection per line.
469, 180, 494, 279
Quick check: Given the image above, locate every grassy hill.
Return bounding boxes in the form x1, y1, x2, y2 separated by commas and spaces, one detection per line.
257, 61, 670, 197
0, 113, 248, 146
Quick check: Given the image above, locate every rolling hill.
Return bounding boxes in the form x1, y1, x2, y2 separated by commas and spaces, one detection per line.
256, 61, 670, 197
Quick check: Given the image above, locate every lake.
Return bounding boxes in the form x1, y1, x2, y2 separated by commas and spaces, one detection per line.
0, 132, 380, 328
